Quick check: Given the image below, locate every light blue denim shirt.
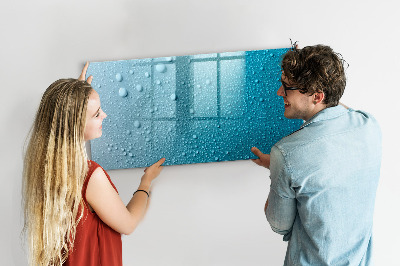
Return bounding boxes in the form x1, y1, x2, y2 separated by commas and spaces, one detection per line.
266, 105, 382, 266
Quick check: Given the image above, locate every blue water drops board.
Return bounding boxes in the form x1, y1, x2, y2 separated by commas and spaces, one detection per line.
87, 48, 302, 170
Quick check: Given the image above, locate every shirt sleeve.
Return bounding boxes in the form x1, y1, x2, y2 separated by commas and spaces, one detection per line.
266, 145, 297, 241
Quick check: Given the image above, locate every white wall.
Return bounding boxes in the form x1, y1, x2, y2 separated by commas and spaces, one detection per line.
1, 0, 399, 265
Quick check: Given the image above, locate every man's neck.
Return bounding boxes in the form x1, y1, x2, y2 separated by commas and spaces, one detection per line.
304, 104, 327, 121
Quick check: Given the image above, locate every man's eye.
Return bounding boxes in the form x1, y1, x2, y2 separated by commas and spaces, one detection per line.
95, 112, 100, 117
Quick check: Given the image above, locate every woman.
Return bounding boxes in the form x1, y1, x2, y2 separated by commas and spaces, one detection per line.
22, 63, 165, 265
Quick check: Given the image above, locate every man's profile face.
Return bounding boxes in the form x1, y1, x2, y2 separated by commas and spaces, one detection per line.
277, 73, 315, 121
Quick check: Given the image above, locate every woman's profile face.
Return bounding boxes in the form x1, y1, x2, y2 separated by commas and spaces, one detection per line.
84, 89, 107, 141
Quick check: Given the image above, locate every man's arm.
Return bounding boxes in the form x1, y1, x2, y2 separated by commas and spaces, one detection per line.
265, 146, 297, 240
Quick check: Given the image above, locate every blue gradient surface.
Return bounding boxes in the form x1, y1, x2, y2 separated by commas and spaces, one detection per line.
87, 48, 302, 170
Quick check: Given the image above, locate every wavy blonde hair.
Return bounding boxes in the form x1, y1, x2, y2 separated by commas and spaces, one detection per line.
23, 79, 93, 265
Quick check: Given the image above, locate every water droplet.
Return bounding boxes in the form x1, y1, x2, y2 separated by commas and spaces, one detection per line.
136, 84, 143, 92
145, 72, 150, 78
193, 134, 197, 139
170, 93, 177, 101
119, 88, 128, 97
156, 80, 161, 85
155, 64, 167, 73
134, 120, 141, 128
115, 73, 123, 82
129, 70, 134, 74
206, 79, 211, 85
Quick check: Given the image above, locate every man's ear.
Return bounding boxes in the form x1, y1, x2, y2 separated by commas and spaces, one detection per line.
313, 92, 325, 104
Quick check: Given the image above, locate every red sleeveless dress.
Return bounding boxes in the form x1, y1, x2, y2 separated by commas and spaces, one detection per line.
64, 160, 122, 266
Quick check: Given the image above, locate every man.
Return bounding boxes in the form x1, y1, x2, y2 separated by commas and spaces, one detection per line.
251, 44, 381, 265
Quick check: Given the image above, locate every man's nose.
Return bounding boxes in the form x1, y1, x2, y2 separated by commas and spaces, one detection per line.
277, 85, 285, 97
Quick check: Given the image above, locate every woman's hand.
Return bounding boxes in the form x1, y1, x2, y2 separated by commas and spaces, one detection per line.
142, 158, 166, 185
78, 61, 93, 84
251, 147, 271, 169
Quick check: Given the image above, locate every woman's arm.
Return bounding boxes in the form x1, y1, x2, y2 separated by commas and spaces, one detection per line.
86, 158, 165, 235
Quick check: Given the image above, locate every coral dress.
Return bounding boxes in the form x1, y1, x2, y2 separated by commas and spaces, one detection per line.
64, 160, 122, 266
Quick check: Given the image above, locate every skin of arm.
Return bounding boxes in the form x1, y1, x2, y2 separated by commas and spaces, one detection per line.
86, 158, 165, 235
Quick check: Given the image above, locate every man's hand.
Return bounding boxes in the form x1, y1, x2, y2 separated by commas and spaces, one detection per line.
251, 147, 271, 169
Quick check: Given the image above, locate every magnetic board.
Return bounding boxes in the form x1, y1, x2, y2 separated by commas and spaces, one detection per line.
87, 48, 302, 170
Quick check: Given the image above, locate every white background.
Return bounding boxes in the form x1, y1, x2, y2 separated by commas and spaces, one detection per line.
1, 0, 399, 265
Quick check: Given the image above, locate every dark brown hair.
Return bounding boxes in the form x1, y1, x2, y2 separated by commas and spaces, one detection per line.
281, 44, 347, 107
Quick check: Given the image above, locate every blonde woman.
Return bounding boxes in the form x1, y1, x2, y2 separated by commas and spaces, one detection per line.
22, 63, 165, 266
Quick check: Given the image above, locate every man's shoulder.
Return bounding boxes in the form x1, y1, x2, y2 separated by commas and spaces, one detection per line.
274, 108, 381, 156
273, 127, 312, 157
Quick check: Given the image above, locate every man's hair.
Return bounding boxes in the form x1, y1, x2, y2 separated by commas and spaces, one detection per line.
281, 44, 347, 107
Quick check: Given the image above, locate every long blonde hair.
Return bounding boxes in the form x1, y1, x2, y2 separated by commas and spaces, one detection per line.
23, 79, 93, 265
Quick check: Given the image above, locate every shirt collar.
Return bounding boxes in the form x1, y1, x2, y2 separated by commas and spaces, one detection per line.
300, 105, 348, 129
